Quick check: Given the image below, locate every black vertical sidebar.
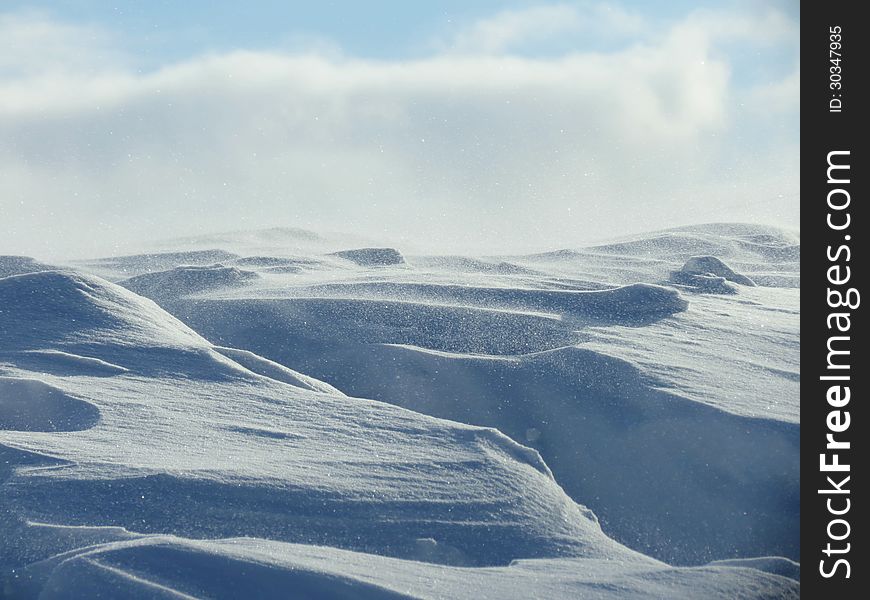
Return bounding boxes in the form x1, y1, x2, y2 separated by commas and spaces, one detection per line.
803, 2, 866, 596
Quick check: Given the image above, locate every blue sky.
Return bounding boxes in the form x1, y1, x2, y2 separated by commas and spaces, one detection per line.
3, 1, 798, 64
1, 1, 799, 257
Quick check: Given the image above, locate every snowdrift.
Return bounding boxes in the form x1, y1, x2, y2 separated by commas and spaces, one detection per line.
585, 223, 798, 264
76, 249, 240, 280
514, 223, 799, 289
114, 224, 797, 567
2, 270, 682, 597
6, 534, 798, 599
0, 270, 208, 355
0, 255, 57, 279
0, 223, 800, 598
122, 264, 260, 298
410, 255, 541, 276
677, 256, 757, 286
294, 281, 687, 322
670, 271, 739, 294
331, 247, 406, 267
0, 378, 100, 432
169, 293, 797, 564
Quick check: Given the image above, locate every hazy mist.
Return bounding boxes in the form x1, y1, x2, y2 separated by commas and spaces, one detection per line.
0, 3, 799, 259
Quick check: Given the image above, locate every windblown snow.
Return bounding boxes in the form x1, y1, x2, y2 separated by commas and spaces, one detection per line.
0, 223, 799, 598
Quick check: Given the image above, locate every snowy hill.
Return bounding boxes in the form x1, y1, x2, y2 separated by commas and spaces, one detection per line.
0, 224, 799, 598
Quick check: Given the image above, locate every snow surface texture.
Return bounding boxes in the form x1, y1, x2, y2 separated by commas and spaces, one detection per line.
330, 248, 407, 267
0, 223, 799, 598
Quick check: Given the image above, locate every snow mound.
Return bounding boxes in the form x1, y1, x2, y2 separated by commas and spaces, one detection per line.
158, 288, 796, 566
263, 265, 304, 274
670, 272, 739, 294
411, 255, 540, 276
228, 256, 313, 274
213, 346, 343, 394
1, 271, 630, 577
167, 296, 578, 356
0, 256, 57, 279
231, 256, 298, 267
269, 341, 799, 565
0, 377, 100, 432
6, 351, 129, 377
0, 270, 343, 393
331, 248, 406, 266
678, 256, 756, 286
0, 270, 211, 369
1, 224, 800, 597
6, 535, 799, 600
76, 250, 239, 280
297, 282, 686, 322
514, 223, 797, 289
121, 265, 259, 298
574, 283, 687, 319
588, 223, 798, 264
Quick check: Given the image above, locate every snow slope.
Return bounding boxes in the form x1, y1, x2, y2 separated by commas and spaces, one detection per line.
115, 223, 798, 566
0, 223, 800, 598
10, 533, 798, 599
160, 296, 797, 565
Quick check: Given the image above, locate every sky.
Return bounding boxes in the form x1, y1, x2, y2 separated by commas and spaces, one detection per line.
0, 1, 799, 258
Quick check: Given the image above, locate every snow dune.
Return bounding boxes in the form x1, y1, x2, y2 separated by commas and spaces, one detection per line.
76, 249, 241, 280
212, 346, 344, 394
0, 378, 100, 432
330, 247, 407, 267
280, 281, 688, 322
0, 223, 800, 597
514, 223, 799, 289
3, 350, 130, 377
113, 223, 798, 566
169, 294, 797, 564
678, 256, 757, 286
122, 265, 260, 298
0, 271, 623, 578
9, 533, 798, 599
0, 256, 59, 279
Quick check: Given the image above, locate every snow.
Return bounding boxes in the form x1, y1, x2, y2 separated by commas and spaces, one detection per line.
0, 378, 100, 432
284, 281, 688, 321
9, 533, 798, 599
122, 265, 260, 298
3, 350, 130, 377
0, 223, 799, 598
708, 557, 801, 582
212, 346, 344, 395
331, 248, 407, 267
678, 256, 757, 287
76, 250, 241, 280
0, 256, 59, 279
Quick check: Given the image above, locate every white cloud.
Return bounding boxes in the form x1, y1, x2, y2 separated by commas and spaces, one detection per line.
443, 3, 645, 55
677, 5, 798, 45
0, 10, 124, 77
746, 63, 799, 115
0, 5, 799, 258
